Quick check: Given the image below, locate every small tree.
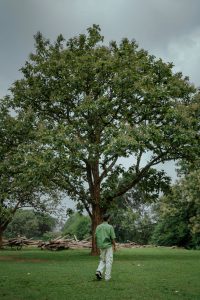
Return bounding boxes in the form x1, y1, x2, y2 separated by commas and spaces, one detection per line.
7, 25, 200, 254
62, 212, 91, 240
151, 169, 200, 249
0, 104, 60, 247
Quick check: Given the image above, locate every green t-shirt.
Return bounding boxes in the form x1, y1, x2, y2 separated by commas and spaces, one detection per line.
95, 222, 116, 249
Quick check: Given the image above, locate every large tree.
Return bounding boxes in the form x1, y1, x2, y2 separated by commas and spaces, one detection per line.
7, 25, 200, 254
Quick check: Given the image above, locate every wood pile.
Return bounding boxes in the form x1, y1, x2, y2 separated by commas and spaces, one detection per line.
2, 236, 148, 251
38, 236, 92, 251
38, 237, 146, 251
116, 242, 144, 248
2, 237, 41, 249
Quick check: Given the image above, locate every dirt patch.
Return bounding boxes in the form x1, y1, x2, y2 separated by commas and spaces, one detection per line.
0, 256, 49, 263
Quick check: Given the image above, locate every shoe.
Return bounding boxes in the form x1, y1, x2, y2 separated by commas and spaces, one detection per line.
95, 271, 102, 280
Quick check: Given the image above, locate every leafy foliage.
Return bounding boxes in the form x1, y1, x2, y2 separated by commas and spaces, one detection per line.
109, 188, 156, 244
151, 170, 200, 249
0, 103, 61, 245
62, 212, 91, 240
4, 209, 57, 239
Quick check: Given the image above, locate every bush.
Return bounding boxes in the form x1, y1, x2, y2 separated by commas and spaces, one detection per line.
62, 213, 91, 240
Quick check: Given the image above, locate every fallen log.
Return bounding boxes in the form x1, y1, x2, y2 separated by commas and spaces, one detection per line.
2, 237, 42, 249
38, 238, 92, 251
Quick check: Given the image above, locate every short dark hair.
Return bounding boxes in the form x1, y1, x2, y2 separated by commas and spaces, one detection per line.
103, 213, 110, 221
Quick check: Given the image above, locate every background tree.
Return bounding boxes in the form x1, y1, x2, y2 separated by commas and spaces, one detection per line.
7, 25, 200, 254
109, 185, 157, 244
151, 123, 200, 250
0, 103, 60, 247
4, 209, 57, 239
151, 169, 200, 249
62, 212, 91, 240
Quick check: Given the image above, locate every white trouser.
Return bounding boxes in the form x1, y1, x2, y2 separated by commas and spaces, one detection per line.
97, 246, 113, 280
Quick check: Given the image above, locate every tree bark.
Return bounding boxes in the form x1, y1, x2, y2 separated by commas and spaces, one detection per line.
89, 157, 104, 256
0, 227, 3, 249
91, 203, 103, 256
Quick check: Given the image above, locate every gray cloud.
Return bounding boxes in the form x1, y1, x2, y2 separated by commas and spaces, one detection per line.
1, 0, 200, 96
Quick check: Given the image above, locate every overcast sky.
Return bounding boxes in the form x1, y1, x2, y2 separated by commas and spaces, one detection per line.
1, 0, 200, 98
0, 0, 199, 208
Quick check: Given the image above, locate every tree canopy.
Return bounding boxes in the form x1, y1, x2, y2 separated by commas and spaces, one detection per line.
0, 103, 60, 247
4, 209, 57, 239
151, 168, 200, 249
5, 24, 200, 254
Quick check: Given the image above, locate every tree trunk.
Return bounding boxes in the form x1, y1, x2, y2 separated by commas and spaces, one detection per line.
0, 227, 3, 249
91, 204, 103, 256
89, 159, 104, 255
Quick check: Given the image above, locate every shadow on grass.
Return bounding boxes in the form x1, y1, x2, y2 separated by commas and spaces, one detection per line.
1, 247, 199, 264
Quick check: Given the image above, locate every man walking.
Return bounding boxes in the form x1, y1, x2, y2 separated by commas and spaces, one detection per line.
95, 213, 116, 281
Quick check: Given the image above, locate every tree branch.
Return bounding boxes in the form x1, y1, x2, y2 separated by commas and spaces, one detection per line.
99, 155, 118, 183
109, 153, 167, 200
84, 160, 94, 196
136, 149, 143, 174
80, 197, 92, 218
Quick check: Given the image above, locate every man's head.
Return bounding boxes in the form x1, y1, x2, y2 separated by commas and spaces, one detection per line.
103, 213, 111, 222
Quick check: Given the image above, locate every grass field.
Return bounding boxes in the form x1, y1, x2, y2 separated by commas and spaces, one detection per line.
0, 247, 199, 300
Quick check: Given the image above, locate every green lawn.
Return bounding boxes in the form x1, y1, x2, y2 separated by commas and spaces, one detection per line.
0, 247, 199, 300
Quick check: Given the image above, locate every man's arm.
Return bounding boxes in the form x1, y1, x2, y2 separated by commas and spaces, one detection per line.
112, 239, 116, 251
110, 226, 116, 251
